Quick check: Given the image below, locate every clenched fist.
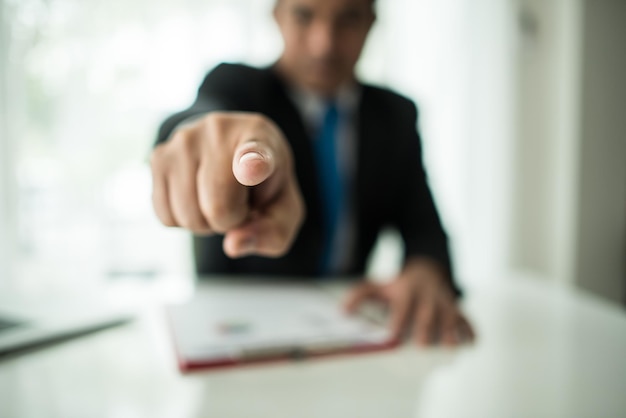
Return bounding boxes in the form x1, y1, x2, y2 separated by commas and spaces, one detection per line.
150, 112, 305, 258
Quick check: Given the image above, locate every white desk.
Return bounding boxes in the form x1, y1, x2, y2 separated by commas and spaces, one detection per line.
1, 275, 625, 418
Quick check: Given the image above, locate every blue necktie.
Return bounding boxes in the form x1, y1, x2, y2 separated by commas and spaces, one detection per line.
314, 101, 344, 276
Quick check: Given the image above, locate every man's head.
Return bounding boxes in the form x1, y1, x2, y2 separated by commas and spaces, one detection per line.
274, 0, 376, 96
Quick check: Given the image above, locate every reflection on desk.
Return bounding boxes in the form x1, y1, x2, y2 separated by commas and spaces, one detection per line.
0, 274, 625, 418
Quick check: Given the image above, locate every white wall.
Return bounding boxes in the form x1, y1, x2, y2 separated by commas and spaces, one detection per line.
511, 0, 584, 283
464, 0, 517, 283
511, 0, 626, 304
574, 0, 626, 303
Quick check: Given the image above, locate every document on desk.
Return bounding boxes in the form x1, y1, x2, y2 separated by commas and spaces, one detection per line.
166, 282, 395, 372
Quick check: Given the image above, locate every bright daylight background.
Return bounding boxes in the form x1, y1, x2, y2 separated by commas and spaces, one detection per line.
0, 0, 516, 294
8, 0, 622, 303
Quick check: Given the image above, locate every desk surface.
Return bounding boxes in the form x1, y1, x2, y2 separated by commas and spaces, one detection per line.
1, 275, 625, 418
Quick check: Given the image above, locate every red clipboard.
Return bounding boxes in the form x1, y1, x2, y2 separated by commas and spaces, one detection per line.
165, 282, 398, 372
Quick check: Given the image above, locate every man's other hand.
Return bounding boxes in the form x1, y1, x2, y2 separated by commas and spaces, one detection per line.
150, 112, 305, 258
343, 258, 475, 346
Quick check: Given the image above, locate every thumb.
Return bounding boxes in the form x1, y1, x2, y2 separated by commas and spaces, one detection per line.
232, 140, 276, 187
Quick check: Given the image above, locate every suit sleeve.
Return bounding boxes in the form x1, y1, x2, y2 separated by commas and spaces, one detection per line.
394, 101, 462, 296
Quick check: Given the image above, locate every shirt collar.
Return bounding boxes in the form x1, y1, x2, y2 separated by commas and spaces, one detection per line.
289, 83, 361, 130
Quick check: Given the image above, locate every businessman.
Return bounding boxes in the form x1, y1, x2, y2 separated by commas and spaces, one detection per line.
151, 0, 474, 346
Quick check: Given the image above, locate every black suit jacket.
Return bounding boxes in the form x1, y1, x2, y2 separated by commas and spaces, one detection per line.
156, 63, 460, 295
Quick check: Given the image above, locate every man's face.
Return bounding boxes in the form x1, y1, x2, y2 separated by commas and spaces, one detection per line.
274, 0, 375, 96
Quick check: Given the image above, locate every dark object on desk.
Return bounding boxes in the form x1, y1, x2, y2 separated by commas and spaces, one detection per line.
0, 316, 24, 333
0, 302, 132, 359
